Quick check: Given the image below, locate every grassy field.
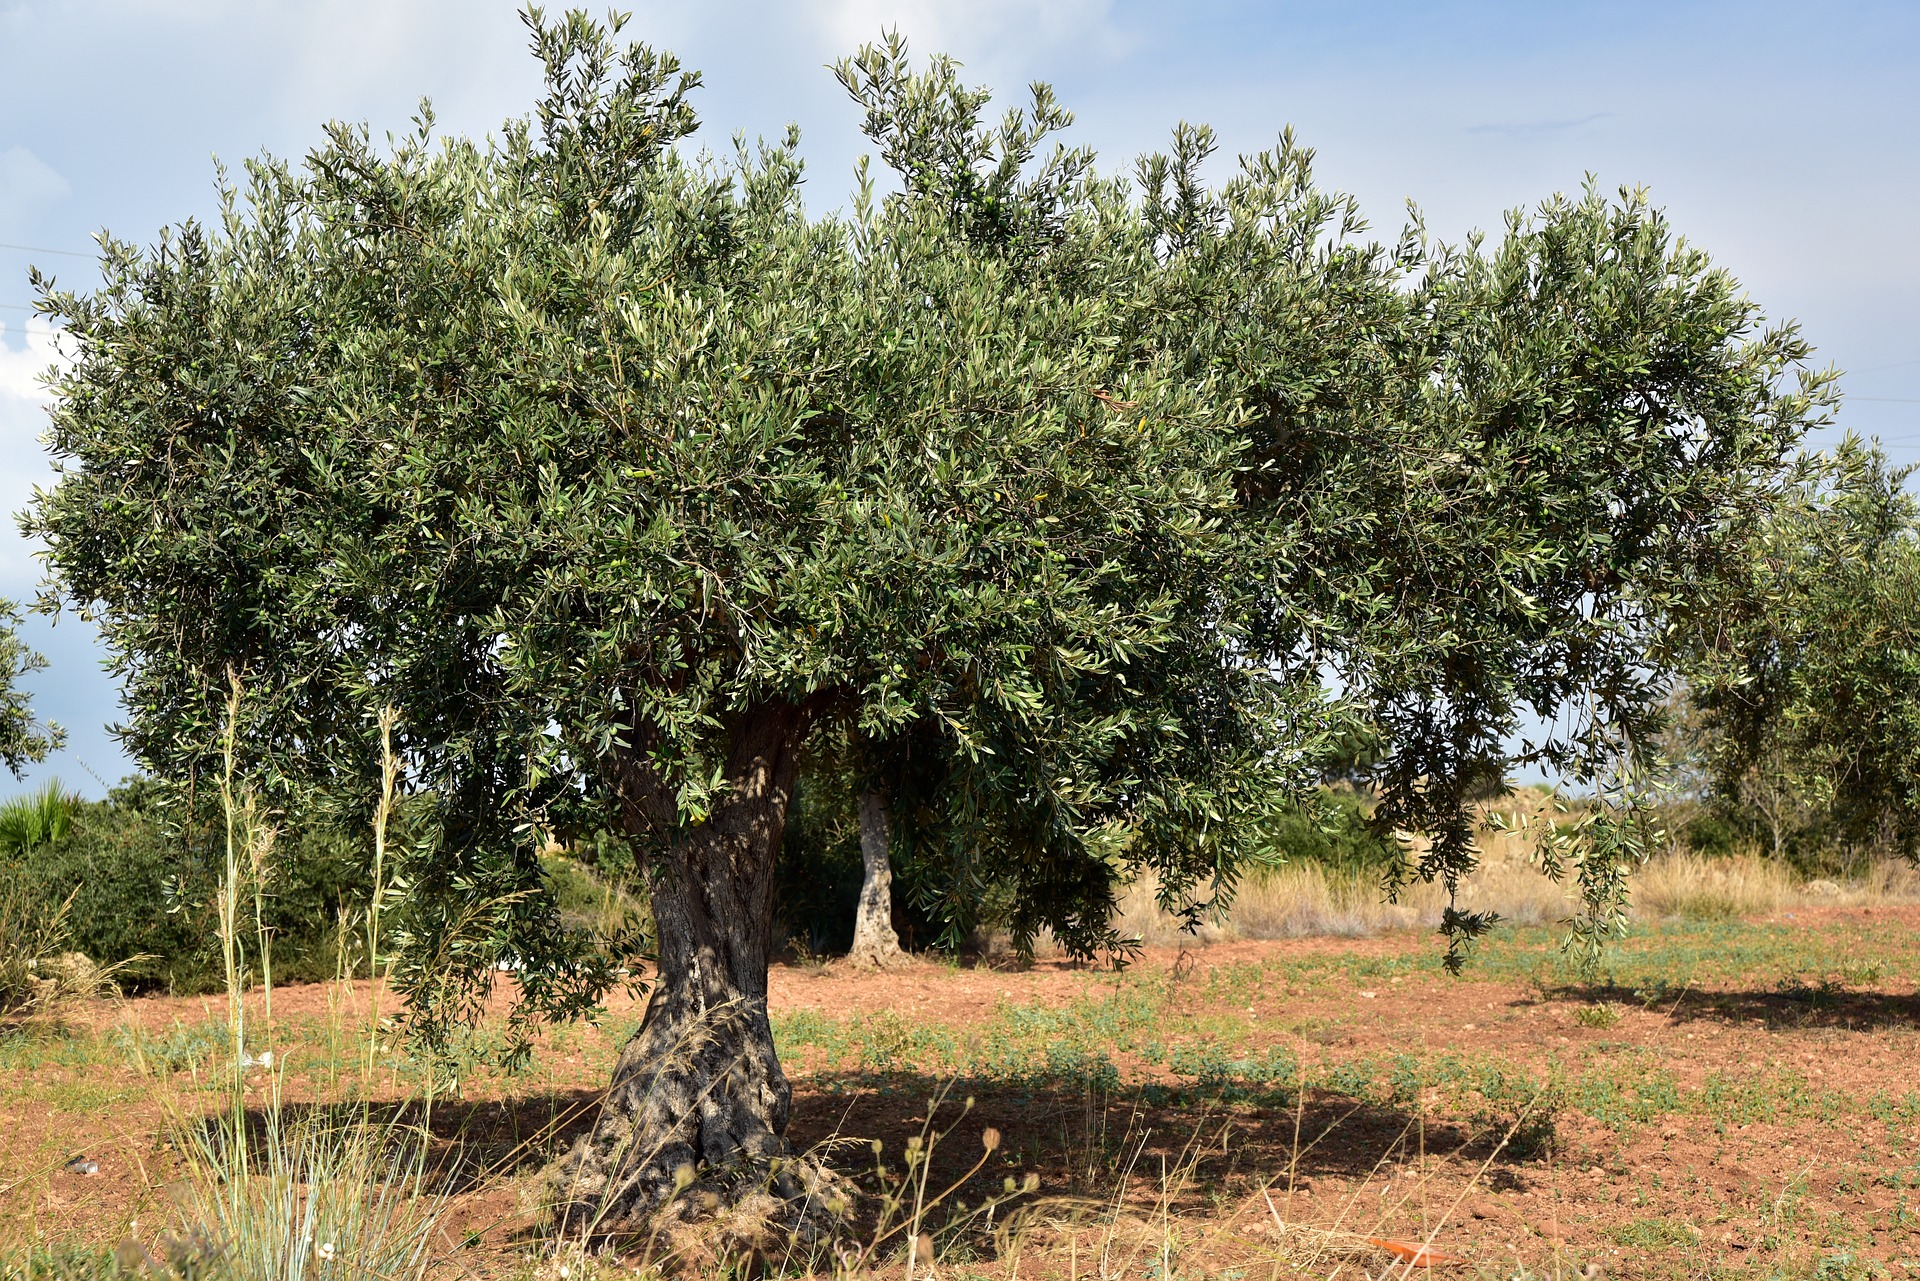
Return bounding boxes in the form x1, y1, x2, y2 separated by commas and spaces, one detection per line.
5, 886, 1920, 1279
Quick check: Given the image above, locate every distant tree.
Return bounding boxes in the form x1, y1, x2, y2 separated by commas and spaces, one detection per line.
848, 783, 906, 965
24, 12, 1827, 1234
0, 601, 61, 780
1677, 436, 1920, 859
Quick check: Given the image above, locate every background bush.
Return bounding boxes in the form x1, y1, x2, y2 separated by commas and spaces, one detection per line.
542, 828, 652, 951
7, 778, 371, 994
1261, 790, 1402, 879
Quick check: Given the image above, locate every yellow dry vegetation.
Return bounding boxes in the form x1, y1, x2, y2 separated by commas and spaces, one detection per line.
1102, 789, 1920, 949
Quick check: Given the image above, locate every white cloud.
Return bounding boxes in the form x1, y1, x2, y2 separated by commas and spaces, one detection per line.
14, 0, 540, 152
0, 314, 58, 404
0, 145, 71, 237
0, 317, 63, 591
265, 0, 535, 133
801, 0, 1127, 74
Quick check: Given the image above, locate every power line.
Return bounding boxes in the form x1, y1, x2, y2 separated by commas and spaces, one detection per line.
0, 241, 93, 259
1848, 396, 1920, 404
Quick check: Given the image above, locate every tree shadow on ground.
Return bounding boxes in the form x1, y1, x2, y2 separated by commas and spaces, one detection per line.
195, 1092, 603, 1196
778, 1070, 1548, 1223
1532, 982, 1920, 1031
202, 1068, 1550, 1251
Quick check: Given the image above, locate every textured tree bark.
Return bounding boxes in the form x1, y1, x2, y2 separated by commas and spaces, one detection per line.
848, 787, 907, 968
550, 701, 840, 1240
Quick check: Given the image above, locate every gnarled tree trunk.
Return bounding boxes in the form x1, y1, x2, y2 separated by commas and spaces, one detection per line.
550, 701, 839, 1240
848, 787, 907, 968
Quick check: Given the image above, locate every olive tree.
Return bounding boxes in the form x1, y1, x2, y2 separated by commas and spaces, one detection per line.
24, 11, 1827, 1233
1677, 436, 1920, 858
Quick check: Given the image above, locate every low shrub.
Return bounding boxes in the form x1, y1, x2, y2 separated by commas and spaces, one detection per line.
0, 879, 83, 1021
0, 880, 137, 1025
1260, 789, 1400, 876
1573, 1002, 1622, 1029
10, 778, 372, 993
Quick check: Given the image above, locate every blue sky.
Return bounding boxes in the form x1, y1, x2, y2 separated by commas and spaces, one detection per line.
1, 0, 1916, 795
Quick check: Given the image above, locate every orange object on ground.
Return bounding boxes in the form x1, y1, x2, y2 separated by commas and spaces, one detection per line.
1364, 1236, 1470, 1267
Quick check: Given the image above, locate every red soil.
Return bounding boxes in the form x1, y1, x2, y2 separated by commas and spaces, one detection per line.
8, 908, 1920, 1276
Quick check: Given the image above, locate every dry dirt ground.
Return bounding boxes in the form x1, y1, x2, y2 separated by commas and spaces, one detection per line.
6, 906, 1920, 1278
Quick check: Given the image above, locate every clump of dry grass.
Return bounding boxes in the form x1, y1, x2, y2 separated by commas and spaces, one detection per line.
1631, 851, 1920, 919
1629, 853, 1796, 919
153, 1110, 452, 1281
1829, 857, 1920, 902
987, 1092, 1554, 1281
1111, 820, 1576, 948
1107, 792, 1920, 947
0, 883, 135, 1025
1202, 863, 1422, 941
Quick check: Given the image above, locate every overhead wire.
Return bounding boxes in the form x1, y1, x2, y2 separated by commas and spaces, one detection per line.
0, 242, 91, 317
0, 241, 94, 258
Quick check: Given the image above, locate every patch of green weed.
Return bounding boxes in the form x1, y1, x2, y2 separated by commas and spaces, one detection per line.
1572, 1002, 1621, 1028
112, 1017, 226, 1075
1138, 1040, 1298, 1104
1606, 1216, 1699, 1249
1575, 1059, 1683, 1129
0, 1242, 119, 1281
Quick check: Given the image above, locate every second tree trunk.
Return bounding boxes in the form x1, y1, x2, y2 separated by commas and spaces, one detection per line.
847, 787, 906, 967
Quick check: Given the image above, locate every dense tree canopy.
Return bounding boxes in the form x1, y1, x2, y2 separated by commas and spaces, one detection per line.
23, 10, 1830, 1229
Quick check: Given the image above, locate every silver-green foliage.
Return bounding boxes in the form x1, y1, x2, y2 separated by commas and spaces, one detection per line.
23, 7, 1829, 1049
